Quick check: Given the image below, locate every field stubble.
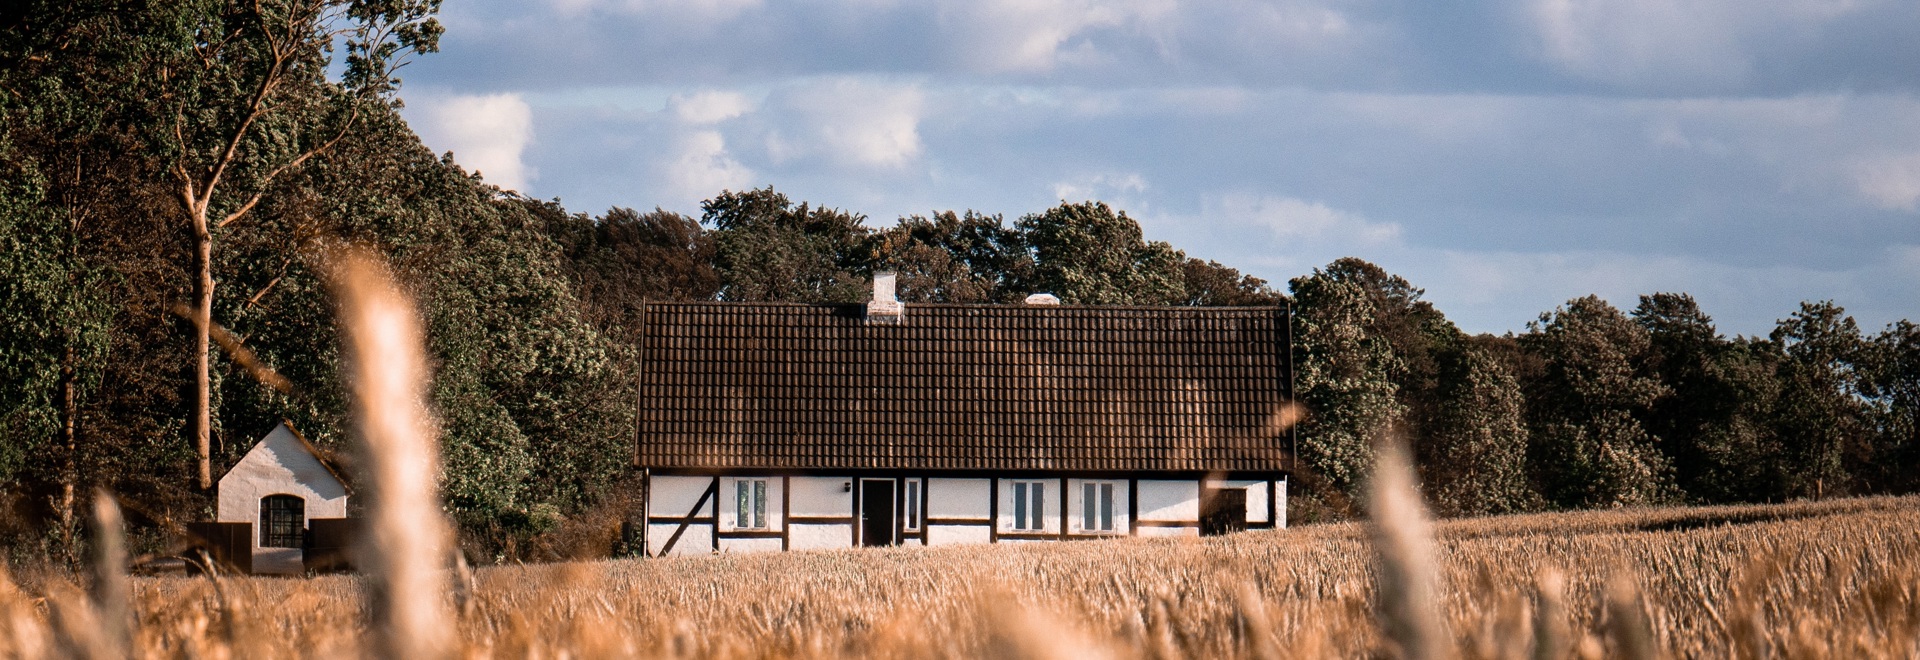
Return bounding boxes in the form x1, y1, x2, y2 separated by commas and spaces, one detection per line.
1, 495, 1915, 658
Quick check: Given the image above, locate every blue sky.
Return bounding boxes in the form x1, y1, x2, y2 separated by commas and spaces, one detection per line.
396, 0, 1920, 336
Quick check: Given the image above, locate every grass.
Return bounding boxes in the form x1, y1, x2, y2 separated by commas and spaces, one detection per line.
2, 494, 1915, 658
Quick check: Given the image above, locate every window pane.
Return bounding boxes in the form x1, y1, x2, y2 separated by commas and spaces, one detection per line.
737, 481, 750, 528
1082, 483, 1096, 530
1032, 484, 1045, 531
906, 481, 919, 529
1100, 483, 1114, 531
1013, 482, 1027, 530
753, 480, 767, 529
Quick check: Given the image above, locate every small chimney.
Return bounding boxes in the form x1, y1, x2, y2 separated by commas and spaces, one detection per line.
867, 271, 905, 323
1024, 293, 1061, 305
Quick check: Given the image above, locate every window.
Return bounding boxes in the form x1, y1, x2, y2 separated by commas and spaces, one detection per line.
904, 480, 921, 530
735, 478, 768, 529
1082, 482, 1116, 532
1011, 481, 1046, 531
260, 495, 305, 548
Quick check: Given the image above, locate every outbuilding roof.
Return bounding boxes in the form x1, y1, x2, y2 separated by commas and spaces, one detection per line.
634, 301, 1295, 473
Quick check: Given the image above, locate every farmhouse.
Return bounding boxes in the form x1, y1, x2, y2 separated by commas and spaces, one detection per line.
632, 273, 1296, 556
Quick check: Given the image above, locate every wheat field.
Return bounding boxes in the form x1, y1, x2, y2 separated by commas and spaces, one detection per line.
0, 494, 1914, 658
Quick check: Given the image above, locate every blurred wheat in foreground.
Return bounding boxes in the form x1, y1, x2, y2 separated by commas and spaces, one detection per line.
0, 495, 1913, 658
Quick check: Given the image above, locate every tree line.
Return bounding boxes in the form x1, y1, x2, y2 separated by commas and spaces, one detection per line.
2, 2, 1914, 563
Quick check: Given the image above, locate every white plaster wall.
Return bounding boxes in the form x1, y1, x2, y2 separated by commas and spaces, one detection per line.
789, 477, 853, 518
788, 523, 853, 550
650, 476, 717, 518
1277, 479, 1289, 529
926, 478, 991, 519
1138, 526, 1199, 538
1204, 479, 1269, 524
718, 476, 785, 532
1136, 480, 1200, 522
647, 523, 713, 556
214, 423, 349, 575
1067, 479, 1131, 535
926, 525, 992, 546
718, 537, 783, 553
996, 478, 1059, 534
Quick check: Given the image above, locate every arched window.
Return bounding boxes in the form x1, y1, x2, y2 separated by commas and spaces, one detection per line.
260, 494, 305, 548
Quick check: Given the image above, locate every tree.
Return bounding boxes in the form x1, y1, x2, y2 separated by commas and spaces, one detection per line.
1288, 268, 1404, 499
1422, 341, 1539, 516
1016, 201, 1185, 305
1632, 293, 1786, 503
1177, 258, 1282, 306
1522, 296, 1675, 508
1863, 321, 1920, 493
1769, 301, 1871, 498
874, 211, 1032, 303
548, 206, 720, 335
143, 0, 441, 489
706, 187, 875, 303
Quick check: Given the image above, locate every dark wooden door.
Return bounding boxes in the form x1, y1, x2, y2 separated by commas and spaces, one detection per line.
860, 480, 896, 546
1200, 488, 1247, 536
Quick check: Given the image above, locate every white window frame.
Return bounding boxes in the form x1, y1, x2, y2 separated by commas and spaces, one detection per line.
734, 478, 770, 530
1010, 480, 1047, 531
903, 479, 922, 531
1080, 481, 1118, 533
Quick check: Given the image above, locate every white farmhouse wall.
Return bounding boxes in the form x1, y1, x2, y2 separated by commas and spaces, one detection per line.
926, 525, 992, 546
718, 537, 782, 553
1136, 480, 1199, 522
788, 477, 853, 518
1137, 526, 1199, 538
1277, 478, 1288, 529
718, 476, 785, 532
788, 523, 852, 550
215, 423, 348, 575
927, 478, 991, 520
647, 523, 712, 556
1205, 479, 1269, 524
650, 476, 717, 518
1066, 478, 1130, 535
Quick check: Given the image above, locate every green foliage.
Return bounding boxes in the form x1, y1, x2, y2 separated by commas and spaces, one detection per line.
1523, 296, 1676, 508
1423, 342, 1540, 515
875, 211, 1031, 303
706, 187, 875, 303
1016, 201, 1186, 305
1289, 268, 1404, 498
1769, 301, 1872, 498
1633, 293, 1788, 503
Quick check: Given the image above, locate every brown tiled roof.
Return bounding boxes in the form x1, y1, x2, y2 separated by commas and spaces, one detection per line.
636, 302, 1294, 472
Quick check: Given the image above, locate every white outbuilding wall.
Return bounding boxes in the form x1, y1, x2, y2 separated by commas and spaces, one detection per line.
215, 423, 348, 575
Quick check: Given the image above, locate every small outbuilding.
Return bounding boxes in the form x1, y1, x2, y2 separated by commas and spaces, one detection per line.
208, 422, 350, 574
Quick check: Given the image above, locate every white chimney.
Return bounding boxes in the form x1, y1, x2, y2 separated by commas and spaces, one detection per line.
1024, 293, 1061, 305
867, 271, 905, 323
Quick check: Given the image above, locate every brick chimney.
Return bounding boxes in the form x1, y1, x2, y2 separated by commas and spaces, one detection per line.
867, 271, 905, 323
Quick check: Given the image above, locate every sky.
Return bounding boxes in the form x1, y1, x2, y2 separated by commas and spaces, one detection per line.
395, 0, 1920, 336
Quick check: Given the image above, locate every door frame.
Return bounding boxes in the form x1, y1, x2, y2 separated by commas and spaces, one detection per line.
857, 478, 899, 546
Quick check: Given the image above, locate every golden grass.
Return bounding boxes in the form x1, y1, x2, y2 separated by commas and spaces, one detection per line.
2, 494, 1915, 658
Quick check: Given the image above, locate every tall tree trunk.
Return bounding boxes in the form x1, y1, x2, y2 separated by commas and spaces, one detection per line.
193, 206, 214, 490
60, 341, 76, 563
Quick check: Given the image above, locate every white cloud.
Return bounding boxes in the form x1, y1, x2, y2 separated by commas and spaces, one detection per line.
1520, 0, 1878, 91
1051, 173, 1147, 202
408, 93, 537, 191
935, 0, 1177, 73
1215, 194, 1401, 244
659, 130, 754, 208
1853, 153, 1920, 211
549, 0, 761, 22
765, 78, 924, 168
669, 90, 753, 125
